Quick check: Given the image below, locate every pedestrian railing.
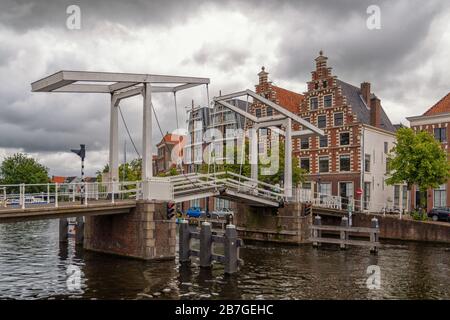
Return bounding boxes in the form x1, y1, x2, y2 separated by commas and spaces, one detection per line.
178, 220, 243, 274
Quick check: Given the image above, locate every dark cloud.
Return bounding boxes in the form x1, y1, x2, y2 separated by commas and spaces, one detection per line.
0, 0, 449, 175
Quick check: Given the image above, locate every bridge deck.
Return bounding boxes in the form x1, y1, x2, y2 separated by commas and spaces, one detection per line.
0, 200, 136, 223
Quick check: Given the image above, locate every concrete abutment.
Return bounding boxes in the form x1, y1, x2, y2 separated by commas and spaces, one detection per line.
83, 200, 176, 260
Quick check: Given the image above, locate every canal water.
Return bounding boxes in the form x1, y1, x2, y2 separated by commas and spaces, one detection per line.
0, 219, 449, 300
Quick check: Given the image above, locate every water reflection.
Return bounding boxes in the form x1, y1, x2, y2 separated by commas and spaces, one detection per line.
0, 220, 449, 300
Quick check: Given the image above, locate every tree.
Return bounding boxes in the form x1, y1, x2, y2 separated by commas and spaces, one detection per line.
386, 127, 450, 208
200, 139, 305, 187
97, 158, 142, 183
0, 153, 49, 193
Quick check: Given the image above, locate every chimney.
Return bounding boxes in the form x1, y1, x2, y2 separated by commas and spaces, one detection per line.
361, 82, 371, 106
258, 66, 268, 84
370, 96, 381, 128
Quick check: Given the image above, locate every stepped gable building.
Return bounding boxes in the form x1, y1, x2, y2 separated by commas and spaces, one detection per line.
407, 92, 450, 212
252, 52, 406, 212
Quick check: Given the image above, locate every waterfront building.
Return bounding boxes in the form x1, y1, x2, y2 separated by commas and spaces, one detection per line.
250, 52, 405, 212
407, 92, 450, 212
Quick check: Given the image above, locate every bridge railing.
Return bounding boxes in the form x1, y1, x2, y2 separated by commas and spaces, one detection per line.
0, 181, 141, 209
295, 189, 408, 218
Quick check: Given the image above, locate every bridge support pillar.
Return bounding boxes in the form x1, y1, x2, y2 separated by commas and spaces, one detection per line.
234, 202, 312, 244
59, 218, 68, 242
84, 200, 176, 260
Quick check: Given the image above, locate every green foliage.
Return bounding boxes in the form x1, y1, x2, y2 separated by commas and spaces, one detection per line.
386, 128, 450, 198
0, 153, 49, 193
411, 209, 428, 221
96, 158, 142, 183
200, 139, 305, 186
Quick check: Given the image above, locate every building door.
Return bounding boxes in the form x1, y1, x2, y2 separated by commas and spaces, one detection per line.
415, 190, 427, 210
339, 182, 353, 210
318, 182, 331, 203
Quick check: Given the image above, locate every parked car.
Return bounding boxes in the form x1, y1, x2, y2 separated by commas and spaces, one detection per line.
211, 208, 234, 220
185, 207, 206, 218
428, 207, 450, 222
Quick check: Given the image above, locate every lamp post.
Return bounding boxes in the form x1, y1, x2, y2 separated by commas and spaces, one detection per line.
71, 144, 86, 204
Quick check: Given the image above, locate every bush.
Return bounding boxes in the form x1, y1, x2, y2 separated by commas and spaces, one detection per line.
411, 210, 428, 221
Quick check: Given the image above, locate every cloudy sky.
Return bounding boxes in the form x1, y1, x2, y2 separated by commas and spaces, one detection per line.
0, 0, 449, 177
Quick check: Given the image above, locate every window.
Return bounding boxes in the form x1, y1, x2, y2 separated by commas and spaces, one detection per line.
340, 155, 351, 171
384, 142, 388, 153
255, 109, 261, 118
434, 128, 447, 142
310, 97, 318, 110
394, 185, 400, 209
324, 95, 332, 108
266, 107, 273, 116
434, 184, 447, 208
340, 132, 350, 145
402, 185, 408, 210
303, 117, 310, 130
260, 128, 268, 136
323, 80, 327, 88
314, 83, 319, 90
319, 135, 328, 148
317, 115, 326, 128
300, 158, 310, 172
319, 156, 329, 172
318, 182, 332, 203
386, 158, 390, 173
301, 138, 309, 149
365, 154, 371, 172
334, 112, 343, 126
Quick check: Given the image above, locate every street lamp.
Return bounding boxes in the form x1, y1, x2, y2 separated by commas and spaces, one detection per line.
71, 144, 86, 204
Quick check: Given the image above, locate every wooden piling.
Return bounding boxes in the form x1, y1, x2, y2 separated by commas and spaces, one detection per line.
75, 216, 84, 245
224, 224, 238, 274
340, 216, 349, 250
59, 218, 68, 242
179, 219, 190, 263
199, 222, 212, 268
370, 217, 379, 254
312, 215, 321, 248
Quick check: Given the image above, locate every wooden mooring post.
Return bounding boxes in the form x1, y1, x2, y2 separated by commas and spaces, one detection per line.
59, 218, 68, 242
311, 216, 380, 254
179, 220, 243, 274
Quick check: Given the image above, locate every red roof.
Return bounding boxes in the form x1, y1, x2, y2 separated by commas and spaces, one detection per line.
272, 85, 303, 113
423, 92, 450, 116
51, 176, 65, 183
157, 134, 185, 147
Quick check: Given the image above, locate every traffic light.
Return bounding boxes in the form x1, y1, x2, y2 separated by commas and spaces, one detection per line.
167, 201, 176, 220
304, 203, 312, 216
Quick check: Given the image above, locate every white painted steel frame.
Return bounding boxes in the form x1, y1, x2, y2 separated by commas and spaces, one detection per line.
32, 70, 210, 200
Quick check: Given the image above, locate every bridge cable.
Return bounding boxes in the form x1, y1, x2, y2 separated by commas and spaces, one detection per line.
150, 101, 202, 190
118, 105, 141, 158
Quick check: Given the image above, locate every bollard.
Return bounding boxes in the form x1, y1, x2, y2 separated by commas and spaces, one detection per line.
312, 215, 322, 248
370, 217, 379, 254
340, 216, 349, 250
59, 218, 68, 242
199, 222, 212, 268
224, 224, 238, 274
179, 219, 191, 264
75, 216, 84, 245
